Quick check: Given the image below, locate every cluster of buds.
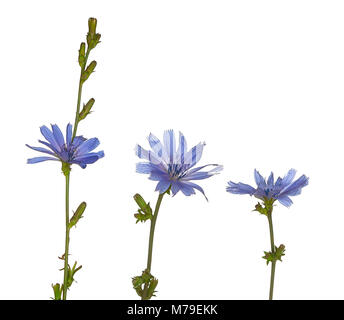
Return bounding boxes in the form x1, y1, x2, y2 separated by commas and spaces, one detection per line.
263, 244, 286, 265
52, 261, 82, 300
78, 17, 101, 121
133, 194, 153, 223
132, 269, 158, 300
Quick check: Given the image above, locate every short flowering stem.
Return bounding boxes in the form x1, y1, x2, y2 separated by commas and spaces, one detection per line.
142, 193, 165, 300
62, 170, 70, 300
72, 49, 90, 141
267, 212, 276, 300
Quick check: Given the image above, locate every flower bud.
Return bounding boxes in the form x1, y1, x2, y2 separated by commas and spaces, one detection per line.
134, 194, 148, 211
88, 18, 97, 36
78, 42, 86, 67
81, 61, 97, 82
51, 283, 62, 300
87, 17, 101, 49
79, 98, 95, 120
69, 202, 86, 228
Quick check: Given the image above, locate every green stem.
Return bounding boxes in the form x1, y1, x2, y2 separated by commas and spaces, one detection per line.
267, 213, 276, 300
72, 49, 90, 141
62, 172, 70, 300
141, 193, 165, 300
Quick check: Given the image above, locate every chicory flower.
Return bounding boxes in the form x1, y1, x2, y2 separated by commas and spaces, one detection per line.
227, 169, 309, 207
135, 130, 222, 199
26, 123, 104, 168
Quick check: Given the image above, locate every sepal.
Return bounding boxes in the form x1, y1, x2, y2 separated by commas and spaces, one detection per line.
254, 197, 275, 216
61, 162, 71, 176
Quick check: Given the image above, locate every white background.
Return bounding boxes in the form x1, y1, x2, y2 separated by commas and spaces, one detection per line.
0, 0, 343, 300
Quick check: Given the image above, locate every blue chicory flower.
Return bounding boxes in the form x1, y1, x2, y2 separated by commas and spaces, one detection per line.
227, 169, 309, 207
135, 130, 222, 200
26, 124, 104, 169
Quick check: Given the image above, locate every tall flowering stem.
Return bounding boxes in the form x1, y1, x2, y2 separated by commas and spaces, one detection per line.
267, 211, 276, 300
142, 193, 165, 300
26, 18, 103, 300
258, 199, 277, 300
132, 130, 222, 299
62, 165, 71, 299
227, 169, 308, 299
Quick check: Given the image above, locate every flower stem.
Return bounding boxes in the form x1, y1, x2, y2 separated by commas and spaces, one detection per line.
62, 171, 70, 300
72, 49, 90, 141
267, 212, 276, 300
142, 193, 165, 300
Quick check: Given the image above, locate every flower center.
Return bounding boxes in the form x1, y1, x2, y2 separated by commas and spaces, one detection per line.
167, 163, 186, 180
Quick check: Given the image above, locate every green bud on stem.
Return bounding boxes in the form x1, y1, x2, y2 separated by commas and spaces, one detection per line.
133, 194, 152, 223
79, 98, 95, 120
51, 283, 63, 300
65, 261, 82, 288
78, 42, 86, 67
69, 202, 87, 228
81, 61, 97, 82
87, 17, 101, 49
88, 18, 97, 36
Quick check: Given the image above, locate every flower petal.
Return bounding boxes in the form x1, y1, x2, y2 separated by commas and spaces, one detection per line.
176, 132, 188, 164
178, 182, 196, 196
73, 136, 87, 148
26, 144, 55, 156
183, 142, 205, 168
148, 133, 166, 160
226, 181, 256, 195
267, 172, 274, 187
66, 123, 72, 147
51, 124, 65, 151
183, 181, 208, 200
40, 126, 60, 152
38, 140, 59, 154
277, 196, 293, 207
73, 151, 104, 164
254, 169, 266, 188
184, 164, 223, 178
135, 144, 161, 164
281, 169, 297, 187
163, 129, 176, 163
279, 174, 309, 197
27, 156, 59, 164
155, 180, 171, 193
76, 138, 100, 155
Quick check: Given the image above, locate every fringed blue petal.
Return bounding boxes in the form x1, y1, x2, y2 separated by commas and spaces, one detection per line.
27, 156, 58, 164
